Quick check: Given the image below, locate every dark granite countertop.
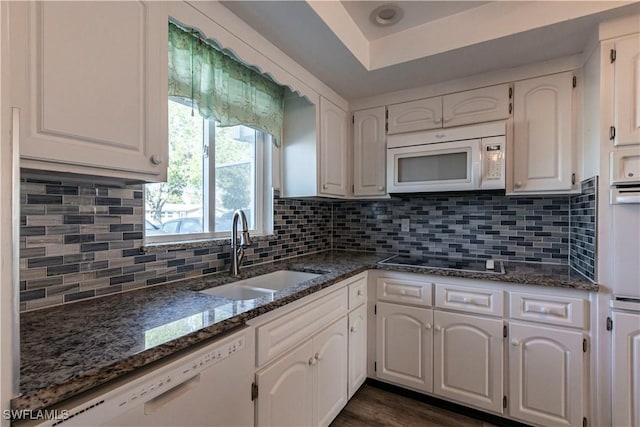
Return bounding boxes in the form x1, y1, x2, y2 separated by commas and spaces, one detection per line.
14, 250, 597, 413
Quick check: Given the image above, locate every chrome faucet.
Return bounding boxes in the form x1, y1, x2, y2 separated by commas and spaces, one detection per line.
230, 209, 252, 276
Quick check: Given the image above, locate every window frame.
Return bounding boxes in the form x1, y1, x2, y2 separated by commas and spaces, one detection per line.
145, 100, 269, 244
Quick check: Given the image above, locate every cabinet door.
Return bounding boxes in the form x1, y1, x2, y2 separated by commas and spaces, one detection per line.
313, 317, 348, 427
443, 84, 511, 128
376, 302, 433, 392
509, 322, 583, 427
612, 311, 640, 427
612, 34, 640, 147
10, 1, 167, 182
256, 340, 314, 427
348, 304, 367, 399
319, 97, 348, 197
387, 97, 442, 134
353, 107, 386, 196
433, 311, 503, 414
513, 72, 574, 193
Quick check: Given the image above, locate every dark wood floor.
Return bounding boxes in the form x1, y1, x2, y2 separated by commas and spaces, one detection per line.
331, 384, 496, 427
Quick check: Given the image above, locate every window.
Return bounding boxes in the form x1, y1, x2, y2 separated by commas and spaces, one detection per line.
145, 98, 270, 242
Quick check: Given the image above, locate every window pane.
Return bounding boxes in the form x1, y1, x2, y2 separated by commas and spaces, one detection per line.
146, 100, 204, 235
214, 124, 256, 232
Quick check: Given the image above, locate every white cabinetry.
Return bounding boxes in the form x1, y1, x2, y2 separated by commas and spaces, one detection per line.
353, 107, 387, 197
512, 72, 575, 193
387, 97, 442, 134
387, 84, 511, 135
610, 34, 640, 146
256, 317, 347, 427
442, 84, 511, 128
319, 96, 348, 197
283, 95, 348, 198
347, 274, 368, 399
376, 301, 433, 392
9, 1, 168, 182
612, 310, 640, 427
508, 321, 584, 427
255, 340, 314, 427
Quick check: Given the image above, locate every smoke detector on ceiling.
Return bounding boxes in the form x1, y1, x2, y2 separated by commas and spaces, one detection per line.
370, 4, 403, 26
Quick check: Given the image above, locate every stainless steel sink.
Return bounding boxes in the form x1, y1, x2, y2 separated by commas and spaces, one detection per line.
200, 270, 321, 300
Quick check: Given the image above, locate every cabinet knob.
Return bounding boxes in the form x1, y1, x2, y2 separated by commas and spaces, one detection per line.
314, 352, 320, 362
435, 133, 446, 139
350, 326, 357, 333
377, 185, 385, 191
308, 357, 316, 366
322, 184, 328, 190
511, 339, 519, 346
425, 323, 432, 330
357, 289, 362, 296
514, 181, 522, 188
150, 155, 163, 165
434, 325, 441, 332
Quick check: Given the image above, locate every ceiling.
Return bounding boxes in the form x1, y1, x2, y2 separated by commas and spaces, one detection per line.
221, 1, 639, 101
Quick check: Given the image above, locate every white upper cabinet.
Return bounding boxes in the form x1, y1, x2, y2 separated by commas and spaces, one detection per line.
512, 72, 575, 193
9, 1, 168, 183
387, 97, 442, 134
611, 34, 640, 147
353, 107, 387, 197
442, 84, 511, 128
319, 96, 349, 197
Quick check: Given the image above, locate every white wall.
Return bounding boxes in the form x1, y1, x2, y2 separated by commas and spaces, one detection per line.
0, 1, 17, 424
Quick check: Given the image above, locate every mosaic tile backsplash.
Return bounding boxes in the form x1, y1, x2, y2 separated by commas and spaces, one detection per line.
569, 177, 597, 281
333, 193, 570, 263
19, 174, 598, 311
19, 176, 331, 311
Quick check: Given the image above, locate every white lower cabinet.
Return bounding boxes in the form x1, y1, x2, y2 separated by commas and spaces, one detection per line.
256, 340, 314, 427
433, 311, 503, 414
348, 304, 367, 399
508, 321, 584, 427
612, 310, 640, 427
376, 301, 433, 392
256, 316, 348, 427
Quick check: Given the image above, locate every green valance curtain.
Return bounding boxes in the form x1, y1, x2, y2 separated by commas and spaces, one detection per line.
168, 22, 284, 147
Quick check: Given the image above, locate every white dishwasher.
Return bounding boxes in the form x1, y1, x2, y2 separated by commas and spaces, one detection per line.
29, 327, 255, 427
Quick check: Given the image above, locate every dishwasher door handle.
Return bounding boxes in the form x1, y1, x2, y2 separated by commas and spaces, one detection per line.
144, 374, 201, 415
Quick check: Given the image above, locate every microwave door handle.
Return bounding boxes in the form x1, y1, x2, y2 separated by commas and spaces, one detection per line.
611, 189, 640, 204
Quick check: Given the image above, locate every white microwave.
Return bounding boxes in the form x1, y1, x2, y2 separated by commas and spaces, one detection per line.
386, 122, 506, 193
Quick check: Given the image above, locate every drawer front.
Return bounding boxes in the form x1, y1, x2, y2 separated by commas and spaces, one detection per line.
435, 283, 504, 317
257, 288, 348, 367
348, 274, 367, 310
377, 277, 432, 307
509, 292, 586, 328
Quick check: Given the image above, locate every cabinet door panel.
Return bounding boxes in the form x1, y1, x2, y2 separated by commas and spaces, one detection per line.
433, 311, 503, 414
513, 72, 573, 193
11, 1, 167, 181
256, 340, 314, 427
348, 305, 367, 399
443, 84, 510, 128
313, 317, 348, 427
376, 302, 433, 392
319, 97, 348, 197
613, 34, 640, 147
387, 97, 442, 134
509, 322, 583, 426
612, 311, 640, 427
353, 107, 386, 196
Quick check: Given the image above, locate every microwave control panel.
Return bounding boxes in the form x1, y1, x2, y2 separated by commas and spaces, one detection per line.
481, 137, 505, 189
